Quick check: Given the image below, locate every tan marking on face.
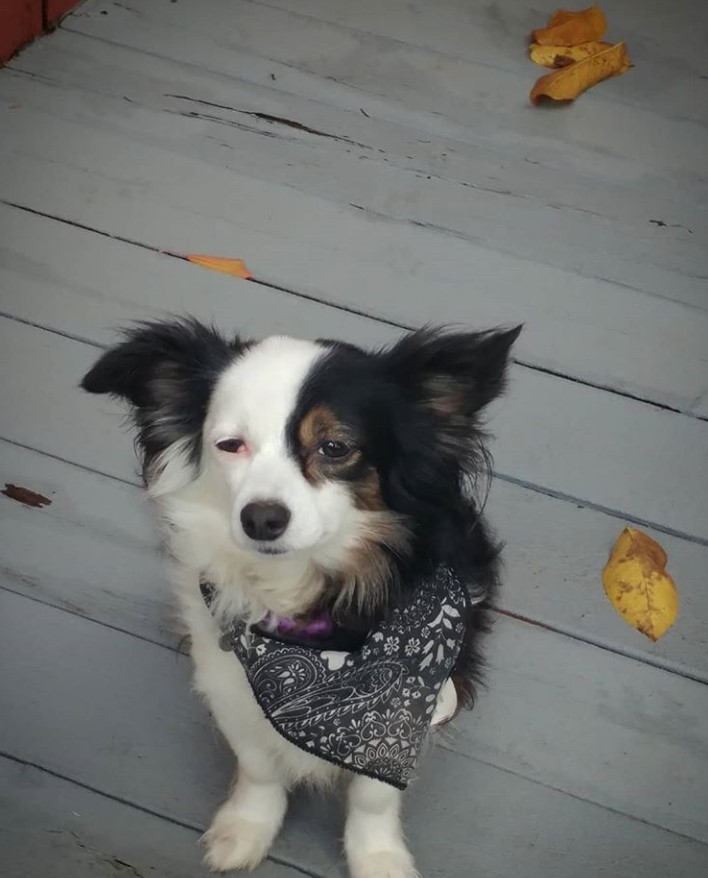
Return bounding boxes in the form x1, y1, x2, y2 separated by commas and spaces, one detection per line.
297, 404, 362, 485
329, 511, 411, 616
349, 468, 386, 511
298, 404, 341, 449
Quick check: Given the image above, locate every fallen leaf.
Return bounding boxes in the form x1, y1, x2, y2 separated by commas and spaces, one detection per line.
532, 5, 607, 46
548, 8, 591, 26
602, 528, 679, 641
185, 255, 252, 279
2, 483, 52, 508
530, 41, 631, 104
529, 40, 612, 68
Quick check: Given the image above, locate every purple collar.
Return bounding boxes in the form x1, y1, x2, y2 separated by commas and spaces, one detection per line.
262, 609, 334, 639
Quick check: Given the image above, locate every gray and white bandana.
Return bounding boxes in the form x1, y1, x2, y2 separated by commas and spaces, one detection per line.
201, 566, 468, 789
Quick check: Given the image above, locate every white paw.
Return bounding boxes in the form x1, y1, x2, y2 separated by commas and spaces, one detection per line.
202, 813, 275, 872
348, 850, 420, 878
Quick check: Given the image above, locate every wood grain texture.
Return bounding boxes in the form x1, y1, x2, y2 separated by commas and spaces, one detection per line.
1, 2, 708, 871
3, 425, 706, 685
1, 231, 707, 542
2, 26, 707, 412
2, 588, 708, 867
0, 758, 301, 878
69, 0, 708, 131
9, 32, 708, 310
254, 0, 708, 118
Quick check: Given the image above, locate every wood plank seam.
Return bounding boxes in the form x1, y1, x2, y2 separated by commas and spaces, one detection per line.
435, 740, 708, 848
2, 313, 707, 549
493, 606, 708, 687
6, 62, 706, 324
346, 202, 708, 315
0, 434, 139, 487
2, 54, 707, 405
3, 675, 707, 855
69, 0, 708, 127
5, 575, 707, 686
41, 23, 708, 212
2, 196, 706, 424
0, 749, 323, 878
12, 50, 707, 249
494, 472, 708, 549
3, 536, 706, 687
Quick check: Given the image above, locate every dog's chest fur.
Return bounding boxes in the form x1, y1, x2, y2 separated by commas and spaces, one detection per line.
173, 555, 343, 788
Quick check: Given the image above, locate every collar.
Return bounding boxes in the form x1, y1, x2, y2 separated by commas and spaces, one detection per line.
201, 566, 468, 789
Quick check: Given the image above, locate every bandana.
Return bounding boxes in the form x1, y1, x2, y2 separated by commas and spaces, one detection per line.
201, 566, 469, 789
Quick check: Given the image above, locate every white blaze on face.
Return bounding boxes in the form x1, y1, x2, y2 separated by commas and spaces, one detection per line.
204, 336, 356, 555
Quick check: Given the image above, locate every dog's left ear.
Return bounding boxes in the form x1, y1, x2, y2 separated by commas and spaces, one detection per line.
386, 325, 522, 418
81, 318, 244, 472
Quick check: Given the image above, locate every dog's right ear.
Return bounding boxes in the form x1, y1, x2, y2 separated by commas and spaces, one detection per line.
81, 318, 244, 466
81, 318, 241, 406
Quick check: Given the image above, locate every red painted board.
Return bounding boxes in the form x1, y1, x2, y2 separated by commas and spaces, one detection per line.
46, 0, 82, 24
0, 0, 42, 63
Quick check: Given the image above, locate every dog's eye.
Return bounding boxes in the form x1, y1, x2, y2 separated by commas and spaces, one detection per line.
318, 440, 351, 459
216, 438, 246, 454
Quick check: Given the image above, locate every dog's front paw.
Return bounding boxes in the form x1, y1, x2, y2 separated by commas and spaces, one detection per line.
202, 813, 276, 872
348, 850, 420, 878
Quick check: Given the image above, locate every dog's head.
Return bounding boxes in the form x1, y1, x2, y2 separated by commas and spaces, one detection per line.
82, 318, 519, 610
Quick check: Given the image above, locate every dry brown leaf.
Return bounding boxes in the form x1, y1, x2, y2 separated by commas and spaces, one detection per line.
529, 40, 612, 68
602, 528, 679, 642
530, 41, 631, 104
548, 8, 589, 26
532, 5, 607, 46
185, 255, 253, 279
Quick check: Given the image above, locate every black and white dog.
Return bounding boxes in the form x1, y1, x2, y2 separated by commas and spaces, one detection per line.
82, 319, 520, 878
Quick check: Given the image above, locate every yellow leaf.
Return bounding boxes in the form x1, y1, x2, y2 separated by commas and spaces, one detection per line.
529, 41, 612, 68
532, 5, 607, 46
185, 255, 253, 279
530, 41, 631, 104
602, 528, 679, 641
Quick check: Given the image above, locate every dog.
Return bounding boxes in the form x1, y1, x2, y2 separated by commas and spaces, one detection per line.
81, 318, 520, 878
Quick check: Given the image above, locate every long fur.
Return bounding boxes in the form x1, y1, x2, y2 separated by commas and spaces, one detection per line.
81, 318, 520, 878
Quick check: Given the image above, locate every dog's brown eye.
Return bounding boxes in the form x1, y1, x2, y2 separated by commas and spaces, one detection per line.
318, 440, 351, 459
216, 438, 246, 454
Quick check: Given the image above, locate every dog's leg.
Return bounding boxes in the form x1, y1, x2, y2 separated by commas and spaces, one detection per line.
345, 776, 418, 878
186, 594, 288, 871
202, 741, 288, 872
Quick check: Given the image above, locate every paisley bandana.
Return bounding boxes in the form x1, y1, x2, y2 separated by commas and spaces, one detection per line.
201, 567, 469, 789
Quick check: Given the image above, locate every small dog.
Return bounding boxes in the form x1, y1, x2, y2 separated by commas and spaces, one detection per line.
82, 318, 520, 878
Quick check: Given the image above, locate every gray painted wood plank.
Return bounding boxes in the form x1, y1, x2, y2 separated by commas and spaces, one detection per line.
1, 204, 706, 665
2, 587, 708, 869
693, 393, 708, 420
69, 0, 708, 139
2, 50, 708, 411
0, 441, 177, 648
39, 10, 708, 280
1, 245, 707, 541
249, 0, 708, 118
3, 427, 707, 683
8, 33, 708, 316
0, 757, 302, 878
1, 5, 706, 874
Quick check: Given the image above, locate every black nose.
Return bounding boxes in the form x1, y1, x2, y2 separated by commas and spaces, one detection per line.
240, 501, 291, 541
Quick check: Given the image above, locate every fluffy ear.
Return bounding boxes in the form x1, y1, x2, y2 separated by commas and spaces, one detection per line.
386, 325, 522, 418
81, 318, 243, 468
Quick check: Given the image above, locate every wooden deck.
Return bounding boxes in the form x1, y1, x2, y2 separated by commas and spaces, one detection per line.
1, 1, 707, 875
